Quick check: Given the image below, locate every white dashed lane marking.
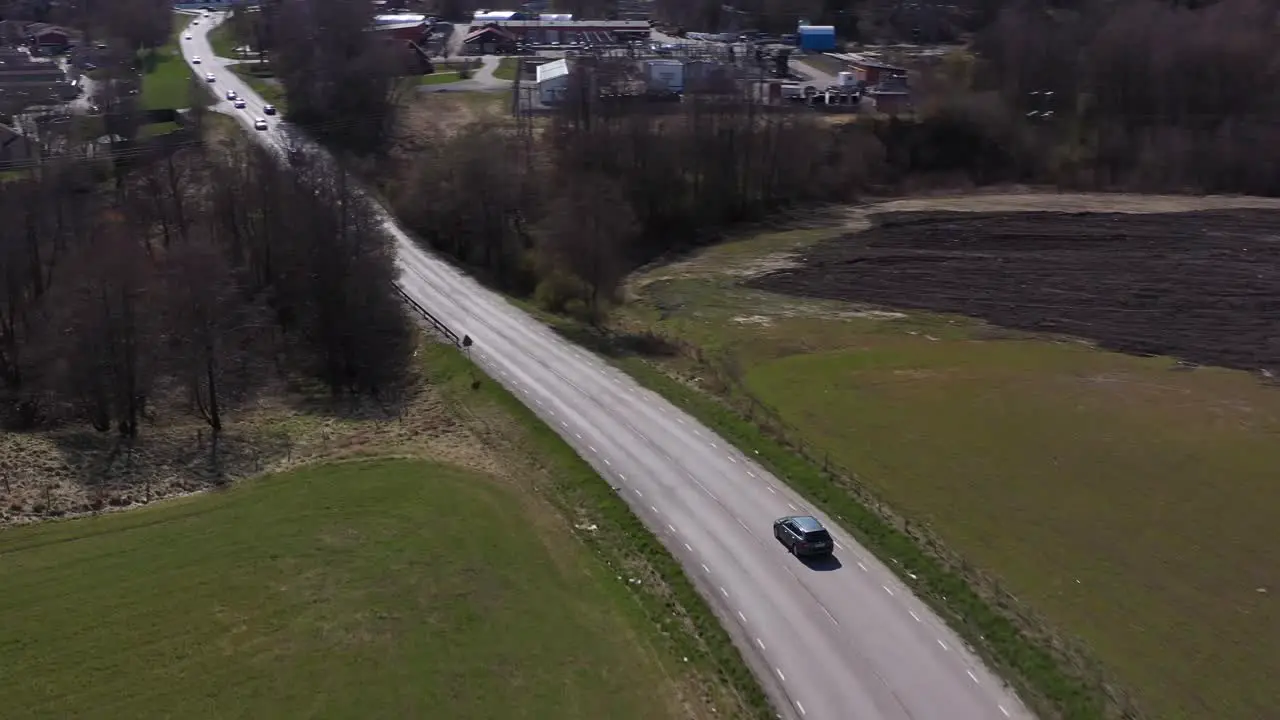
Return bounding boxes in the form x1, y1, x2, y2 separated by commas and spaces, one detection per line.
857, 562, 868, 572
776, 668, 786, 682
909, 610, 922, 623
1000, 705, 1011, 717
701, 563, 711, 574
720, 587, 730, 598
937, 639, 949, 651
588, 446, 597, 453
755, 637, 766, 651
967, 670, 980, 684
633, 488, 643, 497
795, 700, 806, 716
738, 611, 747, 623
882, 585, 895, 597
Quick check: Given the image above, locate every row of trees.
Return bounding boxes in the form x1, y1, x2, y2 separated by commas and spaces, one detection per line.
0, 141, 412, 439
393, 73, 880, 318
966, 0, 1280, 194
384, 0, 1280, 317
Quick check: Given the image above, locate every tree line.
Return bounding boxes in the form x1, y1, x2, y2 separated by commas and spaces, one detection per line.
0, 140, 413, 441
382, 0, 1280, 318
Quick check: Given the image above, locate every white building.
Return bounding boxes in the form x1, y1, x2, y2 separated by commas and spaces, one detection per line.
536, 58, 571, 104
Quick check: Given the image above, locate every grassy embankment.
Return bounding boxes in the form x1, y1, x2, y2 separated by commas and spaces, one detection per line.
0, 343, 771, 720
538, 196, 1280, 720
493, 57, 521, 81
139, 15, 196, 113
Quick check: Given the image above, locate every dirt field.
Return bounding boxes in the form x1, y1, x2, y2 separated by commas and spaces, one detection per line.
749, 209, 1280, 374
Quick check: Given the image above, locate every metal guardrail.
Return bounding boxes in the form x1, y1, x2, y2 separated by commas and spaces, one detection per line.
393, 282, 462, 347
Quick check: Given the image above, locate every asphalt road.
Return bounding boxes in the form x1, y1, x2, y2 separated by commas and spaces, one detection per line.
182, 14, 1035, 720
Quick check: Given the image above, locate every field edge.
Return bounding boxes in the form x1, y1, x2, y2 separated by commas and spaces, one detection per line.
420, 342, 777, 720
534, 312, 1119, 720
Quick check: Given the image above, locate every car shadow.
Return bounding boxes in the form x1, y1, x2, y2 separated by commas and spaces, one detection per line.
799, 554, 843, 572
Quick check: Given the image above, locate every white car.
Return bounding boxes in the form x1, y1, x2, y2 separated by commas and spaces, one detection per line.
233, 99, 246, 109
205, 72, 216, 82
192, 56, 201, 64
184, 33, 192, 40
263, 104, 276, 115
253, 118, 268, 131
225, 90, 237, 100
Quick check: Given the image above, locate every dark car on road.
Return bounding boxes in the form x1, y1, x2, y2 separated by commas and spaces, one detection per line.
773, 515, 834, 558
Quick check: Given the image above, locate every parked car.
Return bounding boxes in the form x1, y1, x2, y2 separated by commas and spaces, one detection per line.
253, 118, 268, 130
263, 104, 276, 115
772, 515, 835, 558
233, 98, 246, 108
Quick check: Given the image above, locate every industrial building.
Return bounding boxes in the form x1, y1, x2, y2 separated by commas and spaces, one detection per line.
797, 24, 836, 52
535, 57, 571, 103
370, 14, 429, 40
466, 10, 649, 48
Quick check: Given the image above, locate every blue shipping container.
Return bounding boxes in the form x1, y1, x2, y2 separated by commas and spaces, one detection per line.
797, 25, 836, 52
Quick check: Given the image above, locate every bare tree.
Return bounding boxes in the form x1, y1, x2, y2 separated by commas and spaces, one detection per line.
536, 174, 636, 321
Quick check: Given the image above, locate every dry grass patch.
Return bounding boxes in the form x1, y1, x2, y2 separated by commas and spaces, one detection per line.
0, 344, 500, 528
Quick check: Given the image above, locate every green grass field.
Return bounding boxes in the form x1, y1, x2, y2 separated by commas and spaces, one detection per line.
493, 57, 521, 81
207, 21, 240, 59
227, 63, 287, 109
140, 16, 194, 111
419, 71, 462, 85
0, 458, 698, 719
0, 338, 770, 720
575, 199, 1280, 720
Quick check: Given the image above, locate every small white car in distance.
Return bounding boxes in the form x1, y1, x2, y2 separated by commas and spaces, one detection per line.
233, 99, 246, 109
253, 118, 268, 131
205, 72, 216, 82
192, 56, 201, 64
263, 104, 277, 115
184, 33, 192, 40
225, 90, 237, 100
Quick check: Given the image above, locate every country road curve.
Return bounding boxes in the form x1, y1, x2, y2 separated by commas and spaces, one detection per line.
180, 13, 1035, 720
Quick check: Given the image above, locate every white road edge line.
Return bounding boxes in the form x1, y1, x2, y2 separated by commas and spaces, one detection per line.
821, 605, 838, 625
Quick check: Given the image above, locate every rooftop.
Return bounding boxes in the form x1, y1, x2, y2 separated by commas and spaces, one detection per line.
472, 19, 650, 29
536, 57, 569, 83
